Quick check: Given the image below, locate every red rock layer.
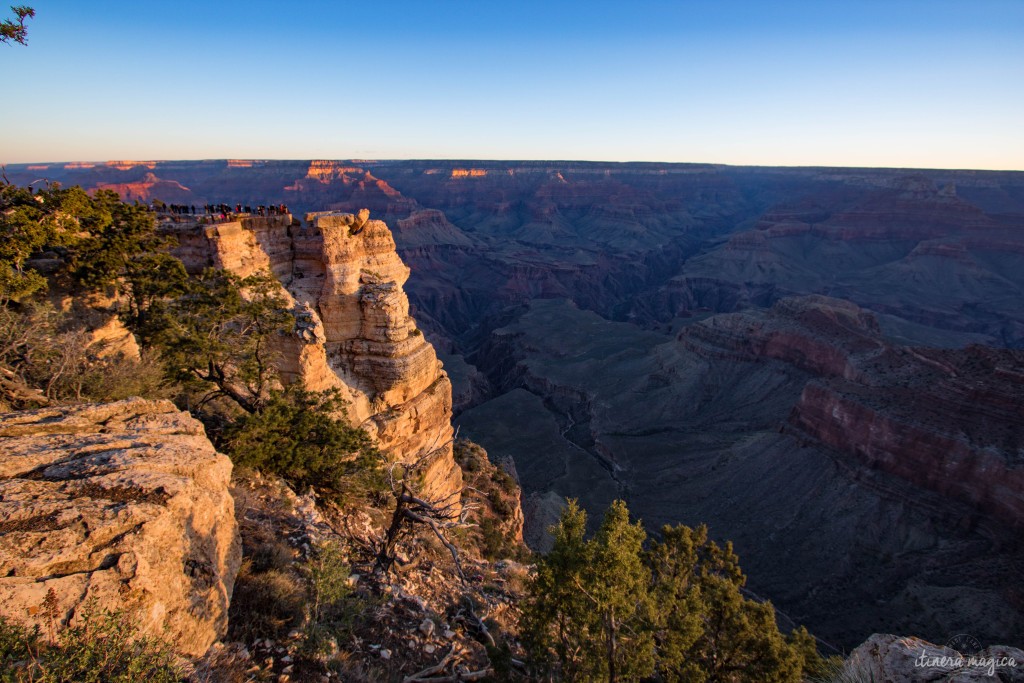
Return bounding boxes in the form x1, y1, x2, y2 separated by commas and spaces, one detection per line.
680, 297, 1024, 534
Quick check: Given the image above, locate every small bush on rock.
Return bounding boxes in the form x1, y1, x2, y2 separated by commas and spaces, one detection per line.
0, 602, 179, 683
223, 385, 383, 498
302, 541, 364, 658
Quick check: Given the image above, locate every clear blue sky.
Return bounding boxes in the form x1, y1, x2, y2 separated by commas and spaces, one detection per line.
2, 0, 1022, 169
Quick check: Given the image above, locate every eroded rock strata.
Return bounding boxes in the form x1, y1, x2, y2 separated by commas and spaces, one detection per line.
841, 634, 1024, 682
8, 159, 1024, 646
456, 296, 1024, 647
170, 212, 462, 502
686, 296, 1024, 534
0, 398, 240, 657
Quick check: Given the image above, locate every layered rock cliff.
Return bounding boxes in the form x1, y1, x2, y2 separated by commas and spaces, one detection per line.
0, 398, 240, 657
170, 212, 462, 502
788, 344, 1024, 535
456, 296, 1024, 646
683, 296, 1024, 534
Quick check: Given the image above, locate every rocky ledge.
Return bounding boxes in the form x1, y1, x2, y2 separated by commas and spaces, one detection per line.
0, 398, 241, 657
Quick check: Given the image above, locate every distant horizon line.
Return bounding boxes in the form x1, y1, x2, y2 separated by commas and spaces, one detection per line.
3, 158, 1022, 174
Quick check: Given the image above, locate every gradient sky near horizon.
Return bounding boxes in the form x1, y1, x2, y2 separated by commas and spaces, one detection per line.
1, 0, 1022, 170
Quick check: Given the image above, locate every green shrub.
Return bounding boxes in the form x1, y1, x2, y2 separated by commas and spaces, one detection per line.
0, 617, 37, 682
0, 603, 179, 683
248, 538, 294, 574
479, 517, 511, 560
488, 488, 513, 516
491, 467, 518, 495
224, 385, 383, 498
302, 541, 360, 657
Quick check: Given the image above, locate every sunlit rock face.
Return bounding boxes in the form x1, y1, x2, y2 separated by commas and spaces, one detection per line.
171, 212, 462, 502
92, 172, 192, 203
0, 399, 240, 658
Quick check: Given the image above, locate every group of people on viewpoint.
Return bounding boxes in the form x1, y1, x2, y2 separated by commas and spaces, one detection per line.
154, 202, 290, 222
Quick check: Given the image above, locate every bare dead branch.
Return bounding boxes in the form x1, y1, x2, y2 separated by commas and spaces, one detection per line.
373, 424, 475, 581
403, 507, 466, 581
401, 645, 457, 682
0, 373, 49, 406
458, 597, 496, 648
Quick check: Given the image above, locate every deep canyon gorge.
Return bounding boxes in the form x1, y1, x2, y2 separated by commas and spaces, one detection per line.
8, 159, 1024, 649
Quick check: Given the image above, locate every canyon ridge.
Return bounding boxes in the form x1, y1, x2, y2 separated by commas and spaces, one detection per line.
7, 159, 1024, 649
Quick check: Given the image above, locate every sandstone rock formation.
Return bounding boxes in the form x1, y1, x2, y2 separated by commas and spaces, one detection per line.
94, 172, 192, 203
0, 398, 240, 657
11, 158, 1024, 646
842, 633, 1023, 682
170, 212, 462, 502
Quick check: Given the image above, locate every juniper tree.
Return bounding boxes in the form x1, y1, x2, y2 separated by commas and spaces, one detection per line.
145, 268, 293, 414
645, 523, 706, 681
525, 503, 821, 682
0, 5, 33, 45
523, 499, 655, 682
0, 183, 175, 303
224, 385, 379, 494
0, 183, 92, 300
647, 524, 802, 683
522, 499, 593, 679
586, 500, 655, 682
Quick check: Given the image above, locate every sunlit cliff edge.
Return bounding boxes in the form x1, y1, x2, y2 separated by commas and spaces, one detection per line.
168, 211, 463, 502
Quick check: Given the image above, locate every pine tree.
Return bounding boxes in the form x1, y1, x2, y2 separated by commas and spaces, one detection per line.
645, 523, 706, 681
523, 505, 821, 682
0, 5, 33, 46
224, 385, 378, 494
522, 499, 594, 679
523, 500, 654, 682
585, 500, 655, 682
648, 524, 802, 682
145, 268, 294, 414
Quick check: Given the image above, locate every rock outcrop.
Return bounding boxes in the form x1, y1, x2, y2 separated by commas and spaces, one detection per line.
170, 212, 462, 502
842, 634, 1023, 682
94, 172, 193, 203
0, 398, 240, 657
680, 296, 1024, 534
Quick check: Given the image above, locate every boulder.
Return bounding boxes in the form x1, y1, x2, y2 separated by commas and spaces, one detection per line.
843, 633, 1023, 682
0, 398, 241, 657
